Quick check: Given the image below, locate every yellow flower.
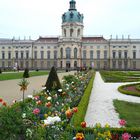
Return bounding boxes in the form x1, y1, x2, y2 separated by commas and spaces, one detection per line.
105, 123, 110, 128
76, 133, 84, 140
96, 123, 101, 128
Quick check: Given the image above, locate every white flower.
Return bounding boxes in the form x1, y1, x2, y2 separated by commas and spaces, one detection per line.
47, 96, 52, 100
58, 89, 62, 92
22, 113, 26, 118
42, 86, 46, 90
26, 128, 32, 138
71, 81, 74, 84
44, 116, 61, 125
27, 95, 34, 99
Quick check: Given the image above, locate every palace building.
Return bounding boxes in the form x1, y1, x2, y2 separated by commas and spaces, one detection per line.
0, 0, 140, 70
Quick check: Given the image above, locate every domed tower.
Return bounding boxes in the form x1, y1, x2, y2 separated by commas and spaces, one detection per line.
62, 0, 84, 38
58, 0, 84, 70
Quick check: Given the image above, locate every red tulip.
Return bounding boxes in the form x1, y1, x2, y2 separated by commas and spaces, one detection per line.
81, 121, 86, 128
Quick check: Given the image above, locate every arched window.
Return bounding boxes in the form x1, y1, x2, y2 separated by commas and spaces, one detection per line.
74, 48, 77, 59
77, 29, 80, 36
66, 47, 71, 59
64, 29, 66, 37
60, 48, 63, 59
70, 29, 73, 37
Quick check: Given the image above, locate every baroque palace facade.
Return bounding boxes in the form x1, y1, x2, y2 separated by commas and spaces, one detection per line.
0, 0, 140, 70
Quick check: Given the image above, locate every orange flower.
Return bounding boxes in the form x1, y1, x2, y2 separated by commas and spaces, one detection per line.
76, 133, 84, 140
2, 102, 7, 106
73, 107, 78, 113
65, 109, 72, 118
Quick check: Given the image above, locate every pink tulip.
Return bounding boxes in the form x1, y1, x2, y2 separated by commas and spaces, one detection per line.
122, 133, 131, 140
34, 96, 39, 100
119, 119, 126, 126
33, 108, 40, 115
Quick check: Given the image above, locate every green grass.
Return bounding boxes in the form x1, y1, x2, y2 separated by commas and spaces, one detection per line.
0, 71, 49, 81
71, 72, 95, 128
100, 71, 140, 82
114, 100, 140, 127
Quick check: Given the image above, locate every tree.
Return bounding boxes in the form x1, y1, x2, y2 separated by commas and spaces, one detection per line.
45, 66, 61, 91
18, 78, 29, 102
23, 68, 29, 78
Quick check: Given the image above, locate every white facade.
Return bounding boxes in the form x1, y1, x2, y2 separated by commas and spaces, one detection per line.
0, 0, 140, 70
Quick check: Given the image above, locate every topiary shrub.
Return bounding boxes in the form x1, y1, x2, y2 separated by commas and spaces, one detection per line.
0, 68, 2, 74
45, 66, 61, 91
23, 68, 29, 78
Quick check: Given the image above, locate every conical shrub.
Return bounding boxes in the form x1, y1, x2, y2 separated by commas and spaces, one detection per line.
45, 66, 61, 91
23, 68, 29, 78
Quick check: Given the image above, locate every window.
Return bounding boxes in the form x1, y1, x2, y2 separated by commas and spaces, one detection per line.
41, 51, 44, 59
83, 50, 86, 59
97, 46, 100, 49
70, 29, 73, 37
21, 51, 24, 59
41, 46, 44, 49
118, 61, 122, 69
41, 61, 44, 68
66, 47, 71, 59
2, 51, 5, 59
74, 48, 77, 59
124, 61, 128, 69
112, 61, 116, 69
34, 51, 37, 59
26, 51, 29, 59
119, 46, 121, 48
8, 61, 11, 67
113, 51, 116, 59
15, 51, 18, 59
97, 50, 100, 59
54, 61, 57, 67
47, 61, 51, 68
104, 46, 107, 49
34, 46, 37, 49
26, 61, 29, 68
8, 51, 11, 59
77, 29, 80, 36
60, 48, 63, 58
113, 46, 116, 48
83, 61, 86, 67
34, 61, 37, 68
64, 29, 66, 37
118, 51, 122, 59
104, 61, 108, 69
97, 61, 100, 69
90, 50, 93, 59
8, 46, 11, 49
2, 61, 5, 68
54, 50, 57, 59
133, 51, 136, 59
48, 46, 50, 49
124, 51, 127, 59
47, 51, 50, 59
124, 46, 127, 48
133, 61, 136, 69
104, 50, 107, 59
2, 46, 5, 49
133, 46, 136, 48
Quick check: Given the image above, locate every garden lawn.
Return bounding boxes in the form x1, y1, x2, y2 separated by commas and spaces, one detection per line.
114, 100, 140, 127
0, 71, 49, 81
100, 71, 140, 82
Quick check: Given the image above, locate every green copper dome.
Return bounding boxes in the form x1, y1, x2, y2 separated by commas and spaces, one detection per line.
62, 0, 84, 23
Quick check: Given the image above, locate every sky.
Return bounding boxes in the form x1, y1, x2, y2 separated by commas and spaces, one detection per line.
0, 0, 140, 40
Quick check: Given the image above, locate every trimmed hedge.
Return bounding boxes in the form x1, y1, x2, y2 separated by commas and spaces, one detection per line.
70, 72, 95, 127
136, 84, 140, 91
118, 83, 140, 97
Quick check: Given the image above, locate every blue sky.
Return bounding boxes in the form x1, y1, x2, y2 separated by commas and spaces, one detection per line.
0, 0, 140, 39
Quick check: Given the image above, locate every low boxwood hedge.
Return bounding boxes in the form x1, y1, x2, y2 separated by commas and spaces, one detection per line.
70, 72, 95, 128
118, 83, 140, 97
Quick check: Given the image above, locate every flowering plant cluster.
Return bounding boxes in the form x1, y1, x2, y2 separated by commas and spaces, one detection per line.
0, 98, 7, 106
0, 71, 93, 139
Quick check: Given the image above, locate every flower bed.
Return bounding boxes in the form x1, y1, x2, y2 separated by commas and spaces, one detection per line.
0, 70, 94, 139
118, 83, 140, 97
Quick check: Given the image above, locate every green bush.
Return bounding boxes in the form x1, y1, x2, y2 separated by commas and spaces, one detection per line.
45, 66, 61, 91
136, 84, 140, 91
118, 83, 140, 97
71, 72, 95, 127
23, 68, 30, 78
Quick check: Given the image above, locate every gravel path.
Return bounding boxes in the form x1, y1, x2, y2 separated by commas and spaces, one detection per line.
0, 71, 75, 105
85, 72, 140, 128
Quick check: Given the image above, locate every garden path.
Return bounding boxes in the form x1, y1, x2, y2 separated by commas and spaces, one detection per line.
0, 71, 75, 105
85, 72, 140, 128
